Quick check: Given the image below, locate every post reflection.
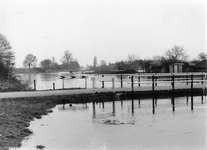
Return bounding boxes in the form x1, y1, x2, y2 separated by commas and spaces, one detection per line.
201, 95, 203, 104
152, 98, 155, 114
171, 97, 175, 112
138, 99, 141, 108
112, 100, 115, 116
201, 89, 204, 104
121, 99, 123, 108
131, 98, 134, 116
155, 99, 157, 107
102, 102, 104, 109
91, 92, 204, 120
191, 95, 194, 110
92, 101, 96, 118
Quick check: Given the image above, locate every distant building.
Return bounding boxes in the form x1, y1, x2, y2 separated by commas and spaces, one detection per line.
151, 65, 167, 73
193, 60, 207, 72
169, 63, 184, 73
150, 60, 168, 73
183, 62, 195, 72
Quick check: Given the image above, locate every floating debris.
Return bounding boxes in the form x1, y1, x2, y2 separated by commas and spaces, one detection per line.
36, 144, 45, 150
102, 117, 129, 125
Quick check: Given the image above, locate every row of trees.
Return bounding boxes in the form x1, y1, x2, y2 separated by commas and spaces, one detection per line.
1, 32, 206, 81
23, 50, 80, 71
91, 45, 207, 73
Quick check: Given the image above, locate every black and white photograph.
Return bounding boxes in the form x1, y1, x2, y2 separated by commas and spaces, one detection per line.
0, 0, 206, 149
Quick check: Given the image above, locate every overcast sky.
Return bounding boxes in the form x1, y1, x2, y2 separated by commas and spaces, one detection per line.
0, 0, 206, 67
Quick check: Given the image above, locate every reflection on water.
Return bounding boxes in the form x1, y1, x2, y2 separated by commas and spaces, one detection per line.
17, 96, 207, 150
58, 103, 89, 111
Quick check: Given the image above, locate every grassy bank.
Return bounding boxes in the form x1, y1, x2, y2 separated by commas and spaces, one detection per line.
0, 93, 117, 150
0, 78, 31, 92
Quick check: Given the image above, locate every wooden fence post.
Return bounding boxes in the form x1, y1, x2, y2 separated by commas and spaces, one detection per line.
53, 83, 55, 90
152, 75, 155, 92
191, 74, 194, 110
155, 75, 157, 86
62, 79, 64, 89
171, 74, 175, 111
121, 74, 123, 88
92, 77, 95, 93
85, 77, 87, 89
34, 80, 36, 91
191, 74, 193, 94
112, 78, 115, 93
131, 75, 134, 92
102, 75, 104, 88
172, 74, 175, 93
138, 74, 140, 87
201, 73, 204, 84
152, 75, 155, 114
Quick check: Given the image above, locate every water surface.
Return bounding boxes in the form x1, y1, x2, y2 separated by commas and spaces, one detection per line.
17, 96, 206, 150
17, 72, 198, 91
17, 73, 129, 90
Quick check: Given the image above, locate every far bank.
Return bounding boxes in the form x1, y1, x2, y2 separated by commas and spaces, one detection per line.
13, 68, 65, 74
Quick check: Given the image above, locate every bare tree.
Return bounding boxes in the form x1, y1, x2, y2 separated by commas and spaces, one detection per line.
127, 54, 139, 70
0, 33, 15, 79
23, 54, 37, 69
61, 50, 73, 71
0, 34, 14, 64
165, 45, 188, 63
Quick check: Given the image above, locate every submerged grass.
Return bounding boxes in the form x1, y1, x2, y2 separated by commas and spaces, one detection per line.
0, 92, 117, 150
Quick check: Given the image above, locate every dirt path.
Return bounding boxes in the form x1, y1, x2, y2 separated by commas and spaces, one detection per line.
0, 84, 206, 99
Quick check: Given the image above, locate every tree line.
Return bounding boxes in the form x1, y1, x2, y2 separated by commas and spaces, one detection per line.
23, 50, 80, 71
22, 45, 207, 73
0, 32, 206, 80
91, 45, 206, 73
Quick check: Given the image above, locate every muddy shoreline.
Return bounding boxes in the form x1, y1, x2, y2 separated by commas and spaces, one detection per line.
0, 93, 117, 150
0, 90, 206, 150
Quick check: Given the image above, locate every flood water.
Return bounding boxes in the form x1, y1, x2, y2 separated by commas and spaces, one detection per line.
16, 96, 206, 150
16, 73, 134, 90
16, 73, 174, 90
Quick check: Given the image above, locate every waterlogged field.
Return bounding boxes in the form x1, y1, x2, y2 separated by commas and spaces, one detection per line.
17, 96, 206, 150
16, 73, 174, 90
